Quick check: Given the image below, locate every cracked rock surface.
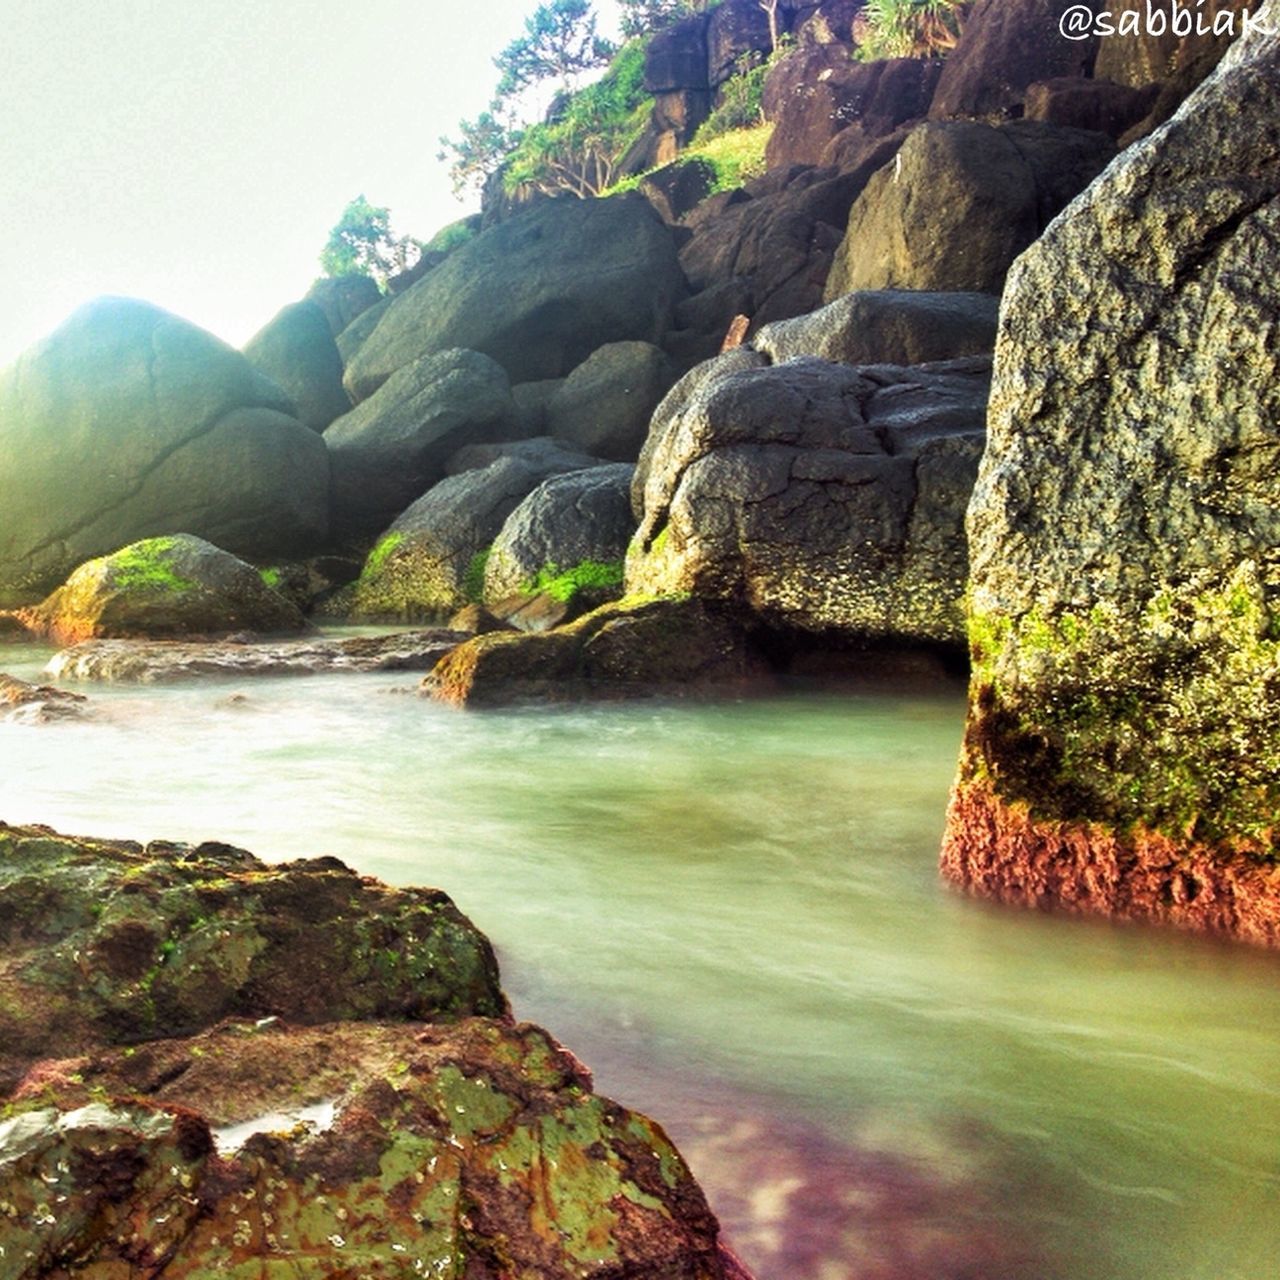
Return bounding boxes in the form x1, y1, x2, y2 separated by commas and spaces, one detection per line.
0, 298, 330, 607
628, 355, 990, 646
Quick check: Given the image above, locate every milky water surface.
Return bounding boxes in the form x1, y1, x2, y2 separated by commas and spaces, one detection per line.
1, 636, 1277, 1280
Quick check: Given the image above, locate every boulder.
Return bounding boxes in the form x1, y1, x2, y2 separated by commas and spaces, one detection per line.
678, 167, 870, 334
445, 435, 596, 478
325, 348, 518, 542
25, 535, 306, 645
1023, 76, 1161, 138
824, 120, 1116, 298
706, 0, 774, 84
510, 377, 565, 436
343, 197, 687, 399
427, 597, 770, 707
928, 0, 1098, 122
753, 289, 998, 366
644, 12, 711, 91
547, 341, 678, 461
0, 1020, 739, 1280
304, 273, 382, 337
628, 356, 990, 646
45, 629, 467, 683
0, 298, 330, 606
242, 300, 350, 431
0, 674, 88, 723
349, 446, 599, 621
333, 294, 391, 365
763, 48, 939, 168
1094, 0, 1249, 87
941, 7, 1280, 947
641, 157, 717, 223
0, 822, 504, 1086
484, 464, 635, 610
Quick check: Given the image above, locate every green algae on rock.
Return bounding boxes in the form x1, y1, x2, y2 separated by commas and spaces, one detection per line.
24, 534, 307, 645
0, 823, 505, 1091
941, 5, 1280, 947
1, 1019, 740, 1279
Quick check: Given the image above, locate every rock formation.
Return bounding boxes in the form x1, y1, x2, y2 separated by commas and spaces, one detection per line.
941, 6, 1280, 946
242, 300, 350, 432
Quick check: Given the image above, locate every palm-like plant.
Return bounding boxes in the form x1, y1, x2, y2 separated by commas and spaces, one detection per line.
854, 0, 972, 60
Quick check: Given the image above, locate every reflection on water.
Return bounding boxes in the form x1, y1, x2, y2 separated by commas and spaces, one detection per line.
1, 637, 1278, 1280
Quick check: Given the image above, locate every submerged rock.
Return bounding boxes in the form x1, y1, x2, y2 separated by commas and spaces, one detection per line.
0, 674, 89, 722
426, 596, 770, 707
941, 8, 1280, 946
0, 297, 329, 606
629, 355, 990, 647
44, 629, 467, 683
0, 1019, 741, 1279
26, 534, 306, 645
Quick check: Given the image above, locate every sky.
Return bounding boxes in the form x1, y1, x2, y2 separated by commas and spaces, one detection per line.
0, 0, 627, 367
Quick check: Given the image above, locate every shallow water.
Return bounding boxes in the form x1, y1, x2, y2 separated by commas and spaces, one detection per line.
1, 637, 1278, 1279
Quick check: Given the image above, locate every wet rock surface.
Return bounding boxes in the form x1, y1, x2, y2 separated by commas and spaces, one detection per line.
0, 674, 89, 722
44, 630, 468, 683
427, 597, 770, 708
942, 6, 1280, 944
0, 823, 505, 1091
0, 1017, 740, 1280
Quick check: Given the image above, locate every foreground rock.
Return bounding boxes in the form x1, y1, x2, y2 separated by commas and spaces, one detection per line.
45, 629, 467, 683
344, 196, 686, 398
25, 535, 305, 645
0, 298, 329, 606
349, 445, 599, 621
0, 823, 505, 1089
941, 9, 1280, 947
428, 597, 769, 707
0, 1019, 740, 1279
0, 825, 747, 1277
629, 356, 990, 647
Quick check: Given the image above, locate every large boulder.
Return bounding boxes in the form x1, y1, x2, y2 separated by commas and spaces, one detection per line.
0, 298, 330, 606
325, 348, 518, 542
343, 197, 687, 399
348, 445, 599, 620
333, 294, 392, 365
824, 120, 1116, 298
763, 48, 939, 168
427, 597, 769, 707
1023, 76, 1161, 139
25, 534, 306, 645
484, 463, 636, 607
753, 289, 998, 366
242, 300, 350, 431
940, 9, 1280, 947
546, 341, 677, 461
928, 0, 1098, 122
1094, 0, 1249, 87
304, 273, 382, 336
0, 822, 504, 1086
628, 355, 990, 646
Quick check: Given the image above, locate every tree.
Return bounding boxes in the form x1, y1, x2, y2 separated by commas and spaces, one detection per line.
759, 0, 781, 51
319, 196, 424, 287
854, 0, 971, 60
494, 0, 615, 96
438, 110, 518, 198
616, 0, 707, 37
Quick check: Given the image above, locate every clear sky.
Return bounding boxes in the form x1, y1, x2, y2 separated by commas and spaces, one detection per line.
0, 0, 625, 367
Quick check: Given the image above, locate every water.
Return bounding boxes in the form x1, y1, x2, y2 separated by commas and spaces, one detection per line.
1, 636, 1278, 1279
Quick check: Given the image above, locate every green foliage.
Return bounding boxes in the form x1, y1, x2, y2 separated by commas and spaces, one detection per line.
495, 0, 615, 96
425, 217, 479, 254
854, 0, 971, 61
524, 559, 625, 603
259, 567, 282, 590
616, 0, 714, 38
464, 547, 493, 603
108, 539, 195, 594
683, 123, 772, 191
320, 195, 426, 288
438, 111, 516, 199
691, 37, 790, 146
504, 39, 652, 198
